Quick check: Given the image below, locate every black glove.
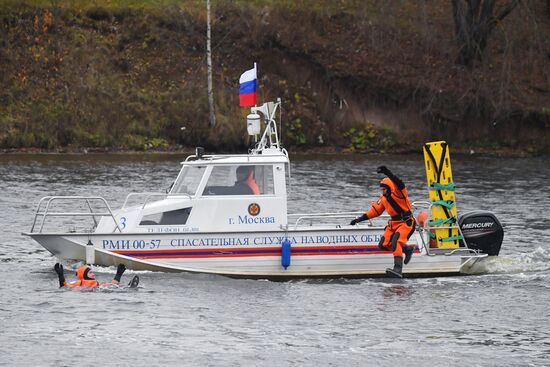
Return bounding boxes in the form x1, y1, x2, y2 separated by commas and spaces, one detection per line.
350, 214, 368, 226
377, 166, 405, 189
54, 263, 63, 276
377, 166, 391, 175
114, 264, 126, 282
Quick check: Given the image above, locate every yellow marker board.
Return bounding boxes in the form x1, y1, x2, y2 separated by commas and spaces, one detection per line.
423, 141, 461, 248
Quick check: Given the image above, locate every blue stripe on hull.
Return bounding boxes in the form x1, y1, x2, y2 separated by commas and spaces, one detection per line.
116, 246, 386, 258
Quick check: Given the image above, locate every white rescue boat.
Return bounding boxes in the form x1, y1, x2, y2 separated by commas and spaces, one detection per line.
24, 99, 503, 278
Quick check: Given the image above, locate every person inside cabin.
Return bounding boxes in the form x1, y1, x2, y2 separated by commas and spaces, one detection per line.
54, 263, 126, 288
232, 166, 260, 195
349, 166, 416, 278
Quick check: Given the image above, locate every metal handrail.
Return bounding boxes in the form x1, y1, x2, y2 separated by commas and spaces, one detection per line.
288, 211, 364, 217
411, 201, 431, 209
122, 192, 192, 210
122, 192, 169, 209
183, 151, 287, 163
85, 198, 98, 228
289, 211, 388, 230
30, 196, 122, 233
445, 248, 486, 256
416, 227, 433, 255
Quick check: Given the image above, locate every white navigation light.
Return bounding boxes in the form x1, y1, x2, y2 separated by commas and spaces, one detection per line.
247, 113, 261, 136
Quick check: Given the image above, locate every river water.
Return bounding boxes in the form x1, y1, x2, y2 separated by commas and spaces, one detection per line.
0, 153, 549, 366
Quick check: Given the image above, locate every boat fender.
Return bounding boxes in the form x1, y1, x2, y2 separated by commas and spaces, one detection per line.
416, 211, 429, 228
85, 240, 95, 265
281, 239, 291, 269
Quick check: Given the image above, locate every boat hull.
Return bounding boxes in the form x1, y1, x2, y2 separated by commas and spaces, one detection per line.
25, 227, 482, 278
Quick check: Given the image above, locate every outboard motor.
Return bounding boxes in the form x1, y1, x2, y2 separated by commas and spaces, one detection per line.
458, 211, 504, 256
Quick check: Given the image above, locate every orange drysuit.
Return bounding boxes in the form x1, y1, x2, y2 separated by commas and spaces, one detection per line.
365, 177, 416, 257
63, 266, 100, 288
55, 263, 126, 288
60, 265, 123, 288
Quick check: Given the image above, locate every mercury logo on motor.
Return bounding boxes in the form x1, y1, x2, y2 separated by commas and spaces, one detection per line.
461, 222, 494, 229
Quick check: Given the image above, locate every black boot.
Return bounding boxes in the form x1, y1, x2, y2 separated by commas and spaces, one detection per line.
403, 245, 414, 265
114, 264, 126, 283
54, 263, 66, 287
386, 256, 403, 278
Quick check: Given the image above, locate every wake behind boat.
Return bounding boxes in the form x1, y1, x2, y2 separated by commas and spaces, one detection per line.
23, 95, 504, 279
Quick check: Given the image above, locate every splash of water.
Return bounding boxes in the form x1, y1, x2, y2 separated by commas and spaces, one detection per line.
468, 247, 550, 275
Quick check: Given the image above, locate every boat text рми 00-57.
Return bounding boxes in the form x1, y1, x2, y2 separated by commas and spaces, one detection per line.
23, 97, 504, 278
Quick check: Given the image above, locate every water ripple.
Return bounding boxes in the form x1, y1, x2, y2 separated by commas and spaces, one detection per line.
0, 154, 549, 366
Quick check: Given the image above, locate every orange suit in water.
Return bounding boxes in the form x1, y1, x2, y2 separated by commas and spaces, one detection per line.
54, 263, 125, 288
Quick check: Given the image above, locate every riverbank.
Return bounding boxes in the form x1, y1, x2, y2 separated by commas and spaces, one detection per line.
1, 143, 543, 158
1, 1, 549, 154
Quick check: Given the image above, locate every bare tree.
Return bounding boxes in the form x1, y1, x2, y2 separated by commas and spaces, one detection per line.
452, 0, 520, 66
206, 0, 216, 127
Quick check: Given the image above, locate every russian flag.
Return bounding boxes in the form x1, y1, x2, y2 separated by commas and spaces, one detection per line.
239, 63, 257, 106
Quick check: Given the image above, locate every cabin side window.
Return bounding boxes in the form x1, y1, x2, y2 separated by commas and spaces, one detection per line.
203, 165, 274, 196
170, 165, 206, 196
139, 208, 192, 226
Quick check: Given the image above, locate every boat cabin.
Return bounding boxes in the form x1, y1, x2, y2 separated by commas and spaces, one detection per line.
96, 152, 289, 234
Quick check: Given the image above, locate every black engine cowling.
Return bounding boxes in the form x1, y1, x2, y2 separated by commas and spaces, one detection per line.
458, 211, 504, 256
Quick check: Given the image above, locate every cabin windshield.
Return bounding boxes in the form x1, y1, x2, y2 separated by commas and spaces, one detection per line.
170, 165, 206, 196
203, 165, 274, 196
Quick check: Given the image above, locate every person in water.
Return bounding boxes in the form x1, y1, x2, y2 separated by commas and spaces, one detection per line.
233, 166, 260, 195
54, 263, 126, 288
350, 166, 416, 278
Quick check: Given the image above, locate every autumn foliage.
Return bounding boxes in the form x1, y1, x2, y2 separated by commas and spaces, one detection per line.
1, 1, 549, 153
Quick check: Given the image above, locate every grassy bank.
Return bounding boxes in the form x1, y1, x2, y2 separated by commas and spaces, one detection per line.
1, 1, 549, 153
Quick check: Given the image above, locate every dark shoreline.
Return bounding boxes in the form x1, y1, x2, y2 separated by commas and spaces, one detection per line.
1, 145, 544, 158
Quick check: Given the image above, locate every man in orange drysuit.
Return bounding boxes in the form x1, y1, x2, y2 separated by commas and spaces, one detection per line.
350, 166, 416, 278
54, 263, 126, 288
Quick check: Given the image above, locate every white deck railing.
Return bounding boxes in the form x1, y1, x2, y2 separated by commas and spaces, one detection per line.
30, 196, 122, 233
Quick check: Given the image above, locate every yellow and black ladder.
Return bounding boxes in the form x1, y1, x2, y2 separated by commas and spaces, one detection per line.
422, 141, 464, 249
